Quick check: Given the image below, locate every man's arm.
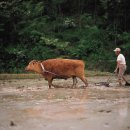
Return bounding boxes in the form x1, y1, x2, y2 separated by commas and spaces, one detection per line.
114, 61, 120, 73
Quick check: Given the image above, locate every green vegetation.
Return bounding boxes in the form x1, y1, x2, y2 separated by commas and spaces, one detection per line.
0, 0, 130, 73
0, 71, 112, 80
0, 74, 41, 80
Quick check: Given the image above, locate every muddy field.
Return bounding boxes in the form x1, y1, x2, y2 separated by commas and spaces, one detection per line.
0, 76, 130, 130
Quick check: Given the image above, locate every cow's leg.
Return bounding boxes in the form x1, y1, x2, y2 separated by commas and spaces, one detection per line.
72, 76, 78, 88
79, 76, 88, 87
49, 78, 63, 88
48, 78, 53, 89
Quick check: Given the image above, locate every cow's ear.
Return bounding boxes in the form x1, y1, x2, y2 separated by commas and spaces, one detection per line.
33, 61, 37, 65
30, 60, 36, 65
31, 60, 37, 64
38, 61, 41, 63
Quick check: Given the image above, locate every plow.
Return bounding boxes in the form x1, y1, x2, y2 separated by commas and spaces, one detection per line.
94, 74, 130, 87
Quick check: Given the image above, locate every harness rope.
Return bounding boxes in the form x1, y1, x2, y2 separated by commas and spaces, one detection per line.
40, 63, 58, 76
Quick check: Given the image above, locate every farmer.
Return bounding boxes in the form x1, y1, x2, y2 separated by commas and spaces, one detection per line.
114, 47, 127, 86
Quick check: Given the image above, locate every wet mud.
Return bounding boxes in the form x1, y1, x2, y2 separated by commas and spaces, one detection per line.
0, 76, 130, 130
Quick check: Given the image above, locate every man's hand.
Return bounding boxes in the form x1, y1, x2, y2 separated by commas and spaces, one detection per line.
114, 69, 118, 73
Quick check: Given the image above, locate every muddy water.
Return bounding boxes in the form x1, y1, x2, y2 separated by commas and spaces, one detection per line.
0, 76, 130, 130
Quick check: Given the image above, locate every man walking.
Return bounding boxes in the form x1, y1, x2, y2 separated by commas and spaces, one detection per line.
114, 48, 127, 86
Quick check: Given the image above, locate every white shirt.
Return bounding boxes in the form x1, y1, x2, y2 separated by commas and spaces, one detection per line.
117, 54, 126, 65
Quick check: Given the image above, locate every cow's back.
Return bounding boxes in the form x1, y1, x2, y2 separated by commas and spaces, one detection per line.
42, 59, 85, 77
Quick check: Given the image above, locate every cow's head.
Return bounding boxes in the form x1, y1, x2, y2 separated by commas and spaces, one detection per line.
25, 60, 42, 73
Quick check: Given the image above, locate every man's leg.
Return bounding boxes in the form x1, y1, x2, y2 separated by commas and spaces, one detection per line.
118, 65, 126, 86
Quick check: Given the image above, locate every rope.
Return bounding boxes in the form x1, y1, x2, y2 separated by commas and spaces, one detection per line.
40, 63, 58, 76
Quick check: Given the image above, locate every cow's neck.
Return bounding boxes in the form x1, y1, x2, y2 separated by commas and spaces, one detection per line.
40, 63, 58, 76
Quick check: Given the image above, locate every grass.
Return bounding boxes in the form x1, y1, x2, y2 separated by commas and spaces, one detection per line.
0, 71, 113, 80
0, 73, 41, 80
86, 70, 112, 76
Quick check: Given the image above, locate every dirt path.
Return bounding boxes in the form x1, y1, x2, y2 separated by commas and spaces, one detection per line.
0, 76, 130, 130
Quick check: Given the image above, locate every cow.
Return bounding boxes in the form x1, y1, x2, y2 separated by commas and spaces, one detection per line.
25, 59, 88, 88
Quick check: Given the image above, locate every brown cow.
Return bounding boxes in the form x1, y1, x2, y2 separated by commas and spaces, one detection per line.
25, 59, 88, 88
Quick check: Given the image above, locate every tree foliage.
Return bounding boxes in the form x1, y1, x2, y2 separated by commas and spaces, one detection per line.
0, 0, 130, 73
